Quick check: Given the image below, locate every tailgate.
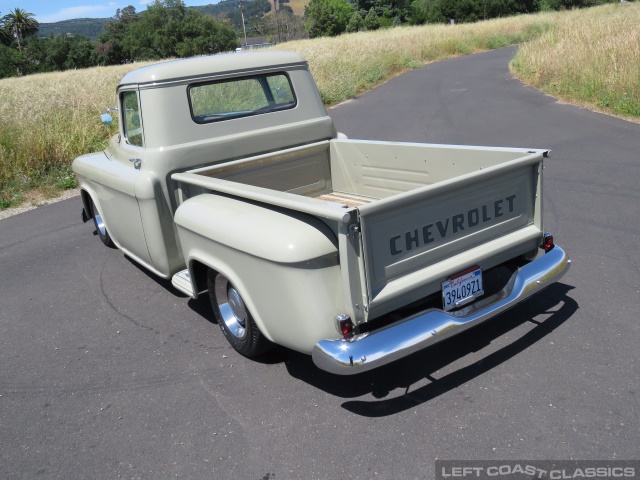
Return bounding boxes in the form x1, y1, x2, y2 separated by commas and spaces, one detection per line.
358, 151, 543, 319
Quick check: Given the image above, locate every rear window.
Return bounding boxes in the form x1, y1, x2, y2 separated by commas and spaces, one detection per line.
188, 73, 296, 124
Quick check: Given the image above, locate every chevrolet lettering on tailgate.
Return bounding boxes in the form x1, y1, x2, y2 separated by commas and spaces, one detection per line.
390, 194, 517, 255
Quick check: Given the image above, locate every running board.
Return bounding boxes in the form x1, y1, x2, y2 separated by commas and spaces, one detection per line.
171, 269, 195, 297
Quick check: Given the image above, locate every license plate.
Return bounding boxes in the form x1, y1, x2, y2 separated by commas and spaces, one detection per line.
441, 266, 484, 311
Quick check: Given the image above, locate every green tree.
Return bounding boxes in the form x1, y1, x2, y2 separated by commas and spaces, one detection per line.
409, 0, 545, 24
0, 43, 26, 77
363, 7, 381, 29
0, 12, 13, 46
437, 0, 481, 23
116, 5, 140, 24
19, 36, 48, 74
2, 8, 39, 50
409, 0, 445, 24
346, 11, 365, 32
64, 36, 97, 69
95, 6, 139, 65
481, 0, 539, 18
123, 0, 237, 60
44, 36, 72, 70
12, 35, 96, 74
173, 14, 238, 57
305, 0, 354, 37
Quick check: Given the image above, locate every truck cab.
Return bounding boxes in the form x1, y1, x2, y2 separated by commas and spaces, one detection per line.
74, 51, 336, 278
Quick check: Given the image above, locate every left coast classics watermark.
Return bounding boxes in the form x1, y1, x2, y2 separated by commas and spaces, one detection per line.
436, 461, 640, 480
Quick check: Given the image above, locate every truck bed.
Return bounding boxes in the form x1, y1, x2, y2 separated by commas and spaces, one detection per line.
175, 138, 542, 202
173, 139, 547, 320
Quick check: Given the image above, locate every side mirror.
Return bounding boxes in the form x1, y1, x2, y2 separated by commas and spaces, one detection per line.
101, 107, 118, 127
100, 113, 113, 126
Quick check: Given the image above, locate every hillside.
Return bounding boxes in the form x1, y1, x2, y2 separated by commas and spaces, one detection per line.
38, 18, 110, 40
36, 1, 310, 41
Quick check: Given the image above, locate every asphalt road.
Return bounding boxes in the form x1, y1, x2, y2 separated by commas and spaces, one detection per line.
1, 47, 639, 479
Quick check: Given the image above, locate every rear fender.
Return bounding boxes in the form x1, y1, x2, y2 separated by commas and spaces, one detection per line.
175, 194, 343, 351
174, 194, 338, 264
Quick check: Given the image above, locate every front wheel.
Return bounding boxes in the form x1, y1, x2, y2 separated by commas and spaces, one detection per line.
90, 198, 115, 248
207, 270, 273, 357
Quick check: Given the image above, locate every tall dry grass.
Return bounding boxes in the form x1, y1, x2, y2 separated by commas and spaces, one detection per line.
0, 63, 152, 208
512, 2, 640, 118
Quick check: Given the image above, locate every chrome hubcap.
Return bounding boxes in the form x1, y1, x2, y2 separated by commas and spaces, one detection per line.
94, 212, 106, 236
215, 275, 247, 340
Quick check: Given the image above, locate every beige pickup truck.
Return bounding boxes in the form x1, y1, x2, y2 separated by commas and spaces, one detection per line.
73, 51, 570, 374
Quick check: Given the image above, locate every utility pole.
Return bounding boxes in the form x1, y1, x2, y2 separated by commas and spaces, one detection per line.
273, 0, 281, 43
240, 0, 248, 46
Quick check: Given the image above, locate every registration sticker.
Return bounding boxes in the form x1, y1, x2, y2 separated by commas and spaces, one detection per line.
441, 266, 484, 311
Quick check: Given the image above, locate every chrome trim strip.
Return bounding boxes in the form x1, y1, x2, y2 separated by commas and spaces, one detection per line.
312, 246, 571, 375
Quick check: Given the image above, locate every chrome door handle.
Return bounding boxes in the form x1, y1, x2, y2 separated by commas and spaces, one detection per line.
129, 158, 141, 170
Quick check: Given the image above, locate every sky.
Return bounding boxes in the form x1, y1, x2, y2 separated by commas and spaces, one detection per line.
1, 1, 214, 23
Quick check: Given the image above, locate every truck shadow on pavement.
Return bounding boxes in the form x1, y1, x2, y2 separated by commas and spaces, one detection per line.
284, 282, 577, 417
125, 255, 191, 299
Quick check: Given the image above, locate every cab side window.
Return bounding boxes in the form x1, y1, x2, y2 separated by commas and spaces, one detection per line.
121, 91, 143, 147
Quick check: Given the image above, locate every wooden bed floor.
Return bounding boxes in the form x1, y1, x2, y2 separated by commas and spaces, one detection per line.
315, 192, 376, 208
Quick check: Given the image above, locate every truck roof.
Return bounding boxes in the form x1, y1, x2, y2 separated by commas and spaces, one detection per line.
118, 51, 308, 87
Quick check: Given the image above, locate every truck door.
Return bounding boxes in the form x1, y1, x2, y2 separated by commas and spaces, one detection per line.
97, 89, 153, 266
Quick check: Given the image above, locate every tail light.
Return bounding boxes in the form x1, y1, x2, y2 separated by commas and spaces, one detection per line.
543, 232, 555, 252
336, 314, 354, 336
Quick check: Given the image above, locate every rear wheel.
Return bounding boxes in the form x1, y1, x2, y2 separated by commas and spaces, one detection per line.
90, 198, 115, 248
207, 270, 272, 357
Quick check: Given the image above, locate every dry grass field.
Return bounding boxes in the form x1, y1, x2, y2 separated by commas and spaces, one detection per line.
0, 62, 153, 209
511, 2, 640, 119
1, 3, 638, 210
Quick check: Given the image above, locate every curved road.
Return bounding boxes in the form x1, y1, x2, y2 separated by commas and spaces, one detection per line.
1, 47, 639, 479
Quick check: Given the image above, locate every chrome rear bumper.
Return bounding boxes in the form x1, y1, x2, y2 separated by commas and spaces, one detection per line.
312, 246, 571, 375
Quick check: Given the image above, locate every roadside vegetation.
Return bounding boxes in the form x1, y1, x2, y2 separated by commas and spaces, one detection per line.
511, 2, 640, 118
1, 2, 639, 211
0, 63, 152, 209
